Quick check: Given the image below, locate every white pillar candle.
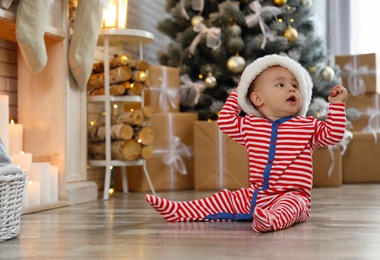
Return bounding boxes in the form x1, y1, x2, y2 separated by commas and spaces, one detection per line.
8, 119, 23, 155
12, 151, 33, 174
49, 165, 58, 203
28, 180, 41, 207
0, 95, 9, 152
30, 162, 51, 205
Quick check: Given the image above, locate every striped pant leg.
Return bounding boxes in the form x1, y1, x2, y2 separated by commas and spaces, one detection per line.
252, 192, 310, 232
146, 188, 253, 222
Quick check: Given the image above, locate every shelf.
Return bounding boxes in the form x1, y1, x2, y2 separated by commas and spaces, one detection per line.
97, 28, 154, 47
87, 95, 142, 103
88, 159, 145, 167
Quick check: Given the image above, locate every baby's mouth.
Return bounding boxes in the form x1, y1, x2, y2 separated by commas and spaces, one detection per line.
287, 95, 297, 103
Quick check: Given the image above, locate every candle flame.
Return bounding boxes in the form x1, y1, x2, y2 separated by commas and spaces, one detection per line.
21, 151, 24, 154
10, 119, 15, 124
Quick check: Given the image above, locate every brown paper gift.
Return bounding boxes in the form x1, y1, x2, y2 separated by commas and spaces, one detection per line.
346, 93, 380, 131
312, 146, 342, 187
126, 112, 198, 192
335, 53, 380, 95
194, 121, 249, 191
146, 65, 180, 113
342, 132, 380, 183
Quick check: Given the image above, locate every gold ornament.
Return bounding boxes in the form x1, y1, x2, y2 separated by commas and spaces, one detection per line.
320, 66, 335, 81
227, 55, 246, 73
308, 65, 317, 75
274, 0, 287, 6
191, 15, 204, 26
205, 73, 217, 88
283, 26, 298, 42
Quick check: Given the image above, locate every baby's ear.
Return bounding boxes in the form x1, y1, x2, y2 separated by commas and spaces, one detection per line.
250, 92, 263, 107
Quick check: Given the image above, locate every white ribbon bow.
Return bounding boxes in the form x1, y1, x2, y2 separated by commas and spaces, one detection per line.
244, 1, 281, 49
180, 74, 205, 105
362, 95, 380, 143
150, 67, 179, 111
159, 136, 193, 175
189, 23, 222, 54
343, 62, 368, 97
180, 0, 204, 20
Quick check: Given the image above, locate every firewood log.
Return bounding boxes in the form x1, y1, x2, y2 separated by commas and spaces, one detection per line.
141, 145, 154, 159
142, 106, 154, 119
132, 70, 148, 82
87, 66, 133, 90
136, 126, 155, 145
92, 54, 132, 73
127, 81, 144, 96
88, 142, 105, 160
89, 82, 127, 96
115, 109, 144, 126
128, 59, 149, 70
88, 124, 134, 142
111, 140, 142, 161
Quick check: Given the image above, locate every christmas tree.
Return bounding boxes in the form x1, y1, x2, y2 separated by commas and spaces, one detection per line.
156, 0, 342, 120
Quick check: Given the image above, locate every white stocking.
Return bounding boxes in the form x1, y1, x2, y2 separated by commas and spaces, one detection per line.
16, 0, 50, 73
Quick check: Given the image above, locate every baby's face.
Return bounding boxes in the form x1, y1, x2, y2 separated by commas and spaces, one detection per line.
250, 66, 303, 121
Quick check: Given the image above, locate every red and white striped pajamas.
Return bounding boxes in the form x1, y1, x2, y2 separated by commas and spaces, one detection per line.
146, 92, 346, 232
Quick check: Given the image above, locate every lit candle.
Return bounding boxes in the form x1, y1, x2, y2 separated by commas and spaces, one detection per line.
30, 162, 51, 205
8, 119, 23, 155
12, 151, 33, 174
0, 95, 9, 152
49, 165, 58, 203
28, 180, 41, 207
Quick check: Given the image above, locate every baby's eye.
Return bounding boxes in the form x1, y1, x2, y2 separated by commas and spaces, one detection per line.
276, 83, 284, 88
292, 84, 298, 89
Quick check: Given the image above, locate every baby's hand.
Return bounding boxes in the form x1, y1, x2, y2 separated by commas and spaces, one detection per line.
328, 85, 348, 104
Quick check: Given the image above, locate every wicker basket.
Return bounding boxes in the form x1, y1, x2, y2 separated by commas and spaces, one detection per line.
0, 171, 27, 242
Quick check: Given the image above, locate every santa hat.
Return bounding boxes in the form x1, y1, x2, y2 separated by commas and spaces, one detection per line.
237, 54, 313, 117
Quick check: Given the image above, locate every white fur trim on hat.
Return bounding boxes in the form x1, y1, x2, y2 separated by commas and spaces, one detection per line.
237, 54, 313, 117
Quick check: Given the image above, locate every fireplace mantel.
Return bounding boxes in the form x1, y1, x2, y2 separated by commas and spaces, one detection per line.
0, 0, 98, 208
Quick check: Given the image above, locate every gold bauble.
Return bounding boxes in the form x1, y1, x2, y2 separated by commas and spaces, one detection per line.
308, 65, 318, 75
191, 15, 204, 26
205, 74, 217, 88
283, 26, 298, 42
320, 66, 335, 81
274, 0, 287, 6
227, 55, 246, 73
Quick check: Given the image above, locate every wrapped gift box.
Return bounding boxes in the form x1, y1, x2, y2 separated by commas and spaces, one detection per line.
193, 121, 249, 191
335, 53, 380, 95
312, 146, 342, 187
145, 65, 180, 113
346, 93, 380, 131
342, 132, 380, 183
125, 112, 198, 192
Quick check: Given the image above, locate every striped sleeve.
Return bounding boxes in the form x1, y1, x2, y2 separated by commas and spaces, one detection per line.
217, 91, 245, 145
313, 103, 346, 147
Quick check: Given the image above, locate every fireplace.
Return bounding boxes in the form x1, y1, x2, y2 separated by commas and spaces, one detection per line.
0, 0, 98, 210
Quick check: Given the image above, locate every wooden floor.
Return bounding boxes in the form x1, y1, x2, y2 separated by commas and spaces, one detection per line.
2, 184, 380, 259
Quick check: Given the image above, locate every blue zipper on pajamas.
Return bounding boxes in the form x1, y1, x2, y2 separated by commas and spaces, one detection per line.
206, 116, 293, 221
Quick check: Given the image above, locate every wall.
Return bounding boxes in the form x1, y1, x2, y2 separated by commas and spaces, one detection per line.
124, 0, 171, 65
0, 39, 17, 121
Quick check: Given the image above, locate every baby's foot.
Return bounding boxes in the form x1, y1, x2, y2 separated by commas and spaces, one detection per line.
145, 195, 180, 222
252, 207, 273, 232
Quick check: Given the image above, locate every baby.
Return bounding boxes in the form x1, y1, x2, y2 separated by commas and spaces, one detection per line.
146, 54, 347, 232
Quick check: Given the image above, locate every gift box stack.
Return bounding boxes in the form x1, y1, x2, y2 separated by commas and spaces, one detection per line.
125, 66, 198, 192
335, 53, 380, 183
